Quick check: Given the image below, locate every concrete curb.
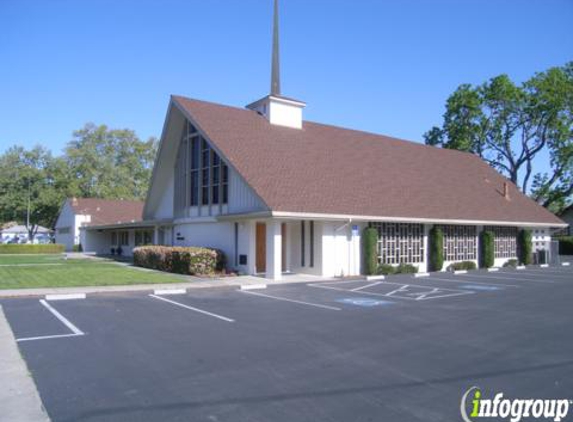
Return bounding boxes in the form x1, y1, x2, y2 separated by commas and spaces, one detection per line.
0, 305, 51, 421
0, 275, 336, 299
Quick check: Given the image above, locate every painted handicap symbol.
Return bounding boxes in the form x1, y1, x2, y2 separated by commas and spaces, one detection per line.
337, 298, 394, 307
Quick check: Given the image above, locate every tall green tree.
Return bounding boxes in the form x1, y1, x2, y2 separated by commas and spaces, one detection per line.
64, 123, 157, 200
425, 62, 573, 212
0, 146, 67, 240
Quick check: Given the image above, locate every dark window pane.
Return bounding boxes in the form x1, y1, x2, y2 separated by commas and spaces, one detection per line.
191, 138, 199, 169
222, 165, 229, 182
202, 187, 209, 205
223, 184, 228, 204
213, 166, 220, 184
212, 186, 219, 204
212, 153, 220, 166
202, 168, 209, 185
190, 171, 199, 206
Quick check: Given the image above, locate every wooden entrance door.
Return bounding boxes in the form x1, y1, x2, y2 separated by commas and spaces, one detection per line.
256, 222, 287, 274
256, 223, 266, 273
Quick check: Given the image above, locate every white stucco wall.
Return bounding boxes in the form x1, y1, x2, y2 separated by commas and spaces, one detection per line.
154, 175, 174, 220
318, 221, 361, 278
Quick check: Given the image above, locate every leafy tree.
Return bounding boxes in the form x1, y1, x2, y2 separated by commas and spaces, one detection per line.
0, 146, 66, 240
0, 123, 158, 237
64, 123, 157, 200
425, 63, 573, 212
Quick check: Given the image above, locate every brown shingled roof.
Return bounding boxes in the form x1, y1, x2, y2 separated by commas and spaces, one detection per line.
70, 198, 144, 226
173, 96, 564, 226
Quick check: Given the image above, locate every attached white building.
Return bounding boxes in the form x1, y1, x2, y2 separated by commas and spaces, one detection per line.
80, 0, 566, 278
55, 198, 144, 252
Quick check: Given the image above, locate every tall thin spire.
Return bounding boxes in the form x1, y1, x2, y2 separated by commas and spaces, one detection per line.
271, 0, 281, 96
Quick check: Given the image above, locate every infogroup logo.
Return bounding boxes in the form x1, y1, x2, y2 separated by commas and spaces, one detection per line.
460, 386, 572, 422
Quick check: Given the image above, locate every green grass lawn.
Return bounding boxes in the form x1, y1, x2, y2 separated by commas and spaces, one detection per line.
0, 255, 186, 290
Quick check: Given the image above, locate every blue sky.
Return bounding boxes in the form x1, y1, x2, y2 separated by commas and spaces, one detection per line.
0, 0, 571, 156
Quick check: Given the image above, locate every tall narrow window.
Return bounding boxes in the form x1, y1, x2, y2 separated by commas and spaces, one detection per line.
301, 221, 305, 267
212, 152, 220, 205
201, 138, 210, 205
309, 221, 314, 267
234, 223, 239, 266
222, 164, 229, 204
190, 137, 199, 206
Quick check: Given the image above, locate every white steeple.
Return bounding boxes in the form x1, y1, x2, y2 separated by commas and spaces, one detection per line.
247, 0, 306, 129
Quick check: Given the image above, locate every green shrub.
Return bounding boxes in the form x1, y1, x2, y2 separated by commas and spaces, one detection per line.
429, 226, 444, 271
503, 259, 518, 268
518, 229, 532, 265
362, 227, 379, 276
376, 264, 395, 275
376, 263, 418, 275
556, 236, 573, 255
396, 263, 419, 274
72, 244, 83, 253
0, 244, 65, 254
133, 246, 226, 275
447, 261, 477, 271
479, 230, 495, 268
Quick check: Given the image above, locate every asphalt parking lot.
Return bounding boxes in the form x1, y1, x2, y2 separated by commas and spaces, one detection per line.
2, 265, 573, 422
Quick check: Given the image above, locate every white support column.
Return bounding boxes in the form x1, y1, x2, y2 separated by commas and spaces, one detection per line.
153, 226, 159, 245
266, 220, 282, 280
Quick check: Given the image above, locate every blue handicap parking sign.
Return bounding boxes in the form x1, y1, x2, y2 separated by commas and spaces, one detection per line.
337, 297, 394, 307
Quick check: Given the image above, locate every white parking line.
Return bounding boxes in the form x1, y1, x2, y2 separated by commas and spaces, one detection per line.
39, 299, 83, 335
149, 294, 235, 322
240, 290, 341, 311
17, 299, 85, 342
424, 276, 520, 288
17, 333, 84, 343
351, 281, 383, 292
457, 273, 555, 283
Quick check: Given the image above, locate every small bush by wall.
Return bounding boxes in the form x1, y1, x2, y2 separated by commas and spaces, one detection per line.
376, 264, 395, 275
447, 261, 477, 271
133, 246, 226, 276
429, 226, 444, 272
72, 244, 83, 253
518, 229, 532, 265
556, 236, 573, 255
503, 259, 518, 268
479, 230, 495, 268
0, 244, 65, 254
362, 227, 379, 276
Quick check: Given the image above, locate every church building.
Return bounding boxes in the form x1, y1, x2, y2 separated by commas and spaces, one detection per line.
80, 0, 566, 279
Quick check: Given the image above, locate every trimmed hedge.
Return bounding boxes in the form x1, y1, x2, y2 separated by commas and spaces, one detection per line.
133, 246, 226, 276
362, 227, 379, 276
447, 261, 477, 271
479, 230, 495, 268
429, 226, 444, 272
518, 229, 532, 265
376, 263, 419, 275
556, 236, 573, 255
0, 244, 64, 254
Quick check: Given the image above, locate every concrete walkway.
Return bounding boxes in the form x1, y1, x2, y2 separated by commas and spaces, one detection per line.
0, 305, 51, 422
0, 273, 335, 299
